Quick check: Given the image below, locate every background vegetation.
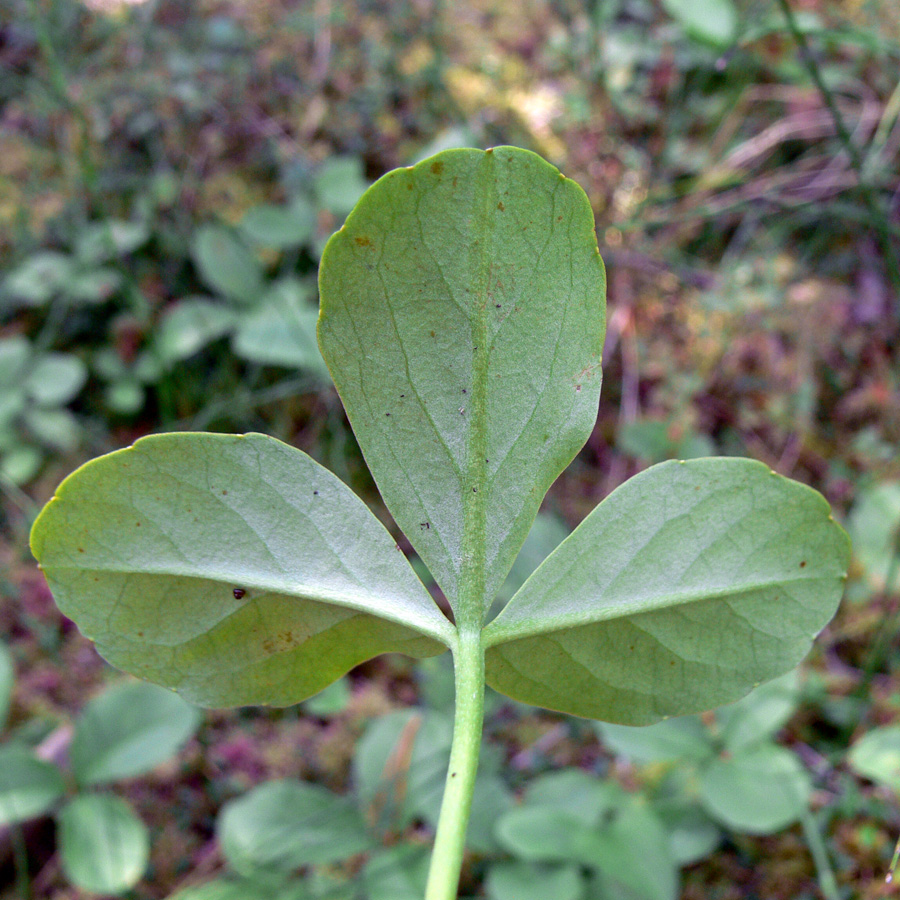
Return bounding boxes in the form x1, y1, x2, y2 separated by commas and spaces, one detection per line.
1, 0, 898, 897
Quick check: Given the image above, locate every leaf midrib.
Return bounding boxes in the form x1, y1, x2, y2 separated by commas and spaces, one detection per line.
456, 151, 494, 629
46, 563, 454, 644
483, 570, 842, 647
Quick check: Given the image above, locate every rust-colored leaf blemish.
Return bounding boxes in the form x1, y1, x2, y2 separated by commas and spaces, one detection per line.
800, 561, 807, 568
431, 160, 444, 175
355, 235, 372, 247
497, 201, 505, 211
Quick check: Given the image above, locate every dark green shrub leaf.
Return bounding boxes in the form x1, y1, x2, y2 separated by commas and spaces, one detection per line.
59, 794, 150, 895
319, 147, 606, 619
71, 681, 201, 786
484, 458, 849, 723
30, 433, 452, 707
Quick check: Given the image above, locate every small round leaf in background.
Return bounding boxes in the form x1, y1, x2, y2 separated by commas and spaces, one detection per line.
71, 681, 201, 787
699, 744, 811, 833
0, 746, 66, 825
848, 726, 900, 794
218, 779, 372, 876
59, 794, 150, 895
191, 225, 265, 304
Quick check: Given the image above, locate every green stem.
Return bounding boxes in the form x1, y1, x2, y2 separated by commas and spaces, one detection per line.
11, 823, 32, 900
424, 627, 485, 900
800, 809, 841, 900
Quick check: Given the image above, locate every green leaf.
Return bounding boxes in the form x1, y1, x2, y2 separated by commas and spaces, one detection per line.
233, 279, 328, 374
64, 268, 124, 304
24, 407, 81, 452
354, 709, 453, 832
363, 845, 430, 900
314, 156, 369, 216
496, 801, 677, 900
156, 298, 238, 364
713, 669, 800, 752
496, 512, 569, 605
847, 481, 900, 596
495, 805, 598, 863
218, 779, 372, 875
23, 353, 88, 407
656, 803, 721, 865
699, 744, 810, 833
75, 220, 150, 264
302, 676, 350, 716
484, 458, 849, 723
3, 252, 74, 305
240, 201, 316, 249
486, 861, 585, 900
0, 641, 12, 729
466, 773, 514, 853
0, 746, 66, 825
30, 432, 452, 707
0, 336, 32, 386
1, 446, 43, 486
596, 717, 713, 765
521, 768, 625, 827
59, 794, 150, 895
661, 0, 738, 48
71, 681, 201, 786
192, 226, 265, 303
848, 725, 900, 794
580, 802, 678, 900
167, 878, 308, 900
105, 381, 146, 415
0, 391, 25, 431
318, 147, 606, 620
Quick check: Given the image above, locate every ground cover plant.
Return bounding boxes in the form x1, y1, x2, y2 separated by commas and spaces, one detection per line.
28, 147, 850, 899
0, 666, 199, 896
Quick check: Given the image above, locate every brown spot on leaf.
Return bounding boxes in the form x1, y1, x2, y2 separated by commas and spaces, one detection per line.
355, 235, 371, 247
431, 160, 444, 175
497, 201, 505, 211
800, 561, 807, 568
